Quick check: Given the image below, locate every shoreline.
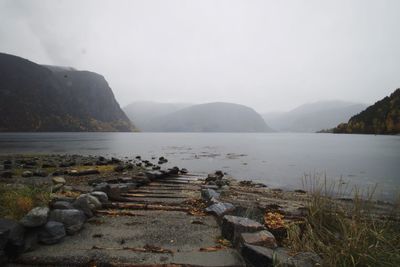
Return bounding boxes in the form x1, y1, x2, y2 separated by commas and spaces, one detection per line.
0, 154, 398, 266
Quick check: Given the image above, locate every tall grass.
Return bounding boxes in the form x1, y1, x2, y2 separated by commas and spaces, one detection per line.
0, 183, 51, 220
285, 174, 400, 266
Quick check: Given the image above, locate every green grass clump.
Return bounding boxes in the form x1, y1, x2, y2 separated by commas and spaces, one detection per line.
0, 183, 51, 220
285, 175, 400, 266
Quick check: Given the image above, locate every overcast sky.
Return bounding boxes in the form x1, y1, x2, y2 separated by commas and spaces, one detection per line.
1, 0, 400, 112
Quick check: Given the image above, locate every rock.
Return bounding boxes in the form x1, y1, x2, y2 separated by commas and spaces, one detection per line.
90, 191, 108, 203
23, 230, 38, 252
180, 168, 188, 174
0, 219, 25, 258
206, 174, 218, 182
52, 183, 64, 192
52, 176, 66, 184
111, 157, 121, 164
221, 215, 266, 244
42, 163, 56, 168
206, 202, 235, 217
72, 194, 97, 217
114, 165, 125, 172
20, 207, 49, 228
240, 230, 277, 249
49, 209, 86, 235
0, 230, 9, 250
93, 182, 110, 193
152, 165, 161, 170
38, 221, 66, 245
241, 245, 290, 267
3, 164, 12, 170
168, 167, 180, 175
33, 169, 48, 177
145, 171, 163, 180
52, 201, 74, 210
0, 171, 13, 179
241, 244, 275, 267
0, 251, 7, 266
21, 171, 33, 177
215, 170, 224, 177
201, 189, 220, 202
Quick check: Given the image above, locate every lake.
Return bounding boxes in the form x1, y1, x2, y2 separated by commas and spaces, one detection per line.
0, 132, 399, 200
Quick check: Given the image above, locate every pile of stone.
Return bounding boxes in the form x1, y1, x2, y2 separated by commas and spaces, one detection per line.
201, 182, 321, 267
0, 179, 108, 264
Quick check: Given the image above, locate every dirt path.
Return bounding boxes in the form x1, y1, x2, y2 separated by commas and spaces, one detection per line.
12, 175, 245, 266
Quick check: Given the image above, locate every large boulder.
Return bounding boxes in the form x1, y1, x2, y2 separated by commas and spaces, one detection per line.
0, 219, 25, 258
201, 189, 220, 202
0, 230, 9, 250
240, 230, 277, 249
90, 191, 108, 203
52, 201, 74, 210
52, 176, 66, 185
72, 194, 101, 217
221, 215, 266, 244
20, 207, 49, 228
49, 209, 86, 235
205, 202, 235, 217
38, 221, 66, 245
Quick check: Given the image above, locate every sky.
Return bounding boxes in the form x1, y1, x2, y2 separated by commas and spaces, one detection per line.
1, 0, 400, 113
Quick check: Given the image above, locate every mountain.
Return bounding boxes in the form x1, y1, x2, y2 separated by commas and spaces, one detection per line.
262, 101, 368, 132
0, 53, 135, 132
132, 102, 273, 132
332, 89, 400, 135
123, 101, 190, 131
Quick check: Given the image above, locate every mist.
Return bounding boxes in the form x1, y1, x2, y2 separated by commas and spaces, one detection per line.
1, 0, 400, 112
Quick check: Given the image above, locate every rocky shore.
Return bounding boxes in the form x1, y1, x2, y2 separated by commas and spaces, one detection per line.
0, 154, 347, 266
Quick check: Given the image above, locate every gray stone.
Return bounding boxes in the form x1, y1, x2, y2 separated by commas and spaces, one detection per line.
49, 209, 86, 235
240, 230, 277, 249
0, 251, 7, 266
39, 221, 66, 245
145, 171, 163, 180
72, 195, 94, 217
93, 182, 110, 192
206, 202, 235, 217
0, 218, 25, 258
90, 191, 108, 203
241, 244, 275, 267
52, 183, 64, 192
0, 230, 9, 250
33, 169, 48, 177
52, 201, 74, 210
221, 215, 266, 244
21, 170, 33, 177
52, 176, 66, 184
69, 169, 100, 176
23, 230, 38, 252
201, 188, 220, 202
20, 207, 49, 228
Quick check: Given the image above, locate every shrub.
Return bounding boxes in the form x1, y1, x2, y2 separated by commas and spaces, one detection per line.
284, 174, 400, 266
0, 183, 51, 220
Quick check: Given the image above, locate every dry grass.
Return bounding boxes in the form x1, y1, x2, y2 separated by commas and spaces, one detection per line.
284, 174, 400, 266
0, 183, 51, 220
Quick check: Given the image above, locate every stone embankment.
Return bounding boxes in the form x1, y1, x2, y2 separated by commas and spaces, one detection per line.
0, 155, 321, 266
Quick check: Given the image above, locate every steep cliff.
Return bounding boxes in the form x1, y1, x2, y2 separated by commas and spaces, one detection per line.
0, 53, 135, 132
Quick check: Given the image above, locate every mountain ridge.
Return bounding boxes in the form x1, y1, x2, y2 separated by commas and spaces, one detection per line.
0, 53, 135, 132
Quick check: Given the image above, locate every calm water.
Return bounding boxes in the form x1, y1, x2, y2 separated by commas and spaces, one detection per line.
0, 133, 399, 200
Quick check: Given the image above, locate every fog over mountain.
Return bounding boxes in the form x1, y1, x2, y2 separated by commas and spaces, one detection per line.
1, 0, 399, 112
263, 101, 368, 132
125, 102, 273, 132
123, 101, 191, 130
